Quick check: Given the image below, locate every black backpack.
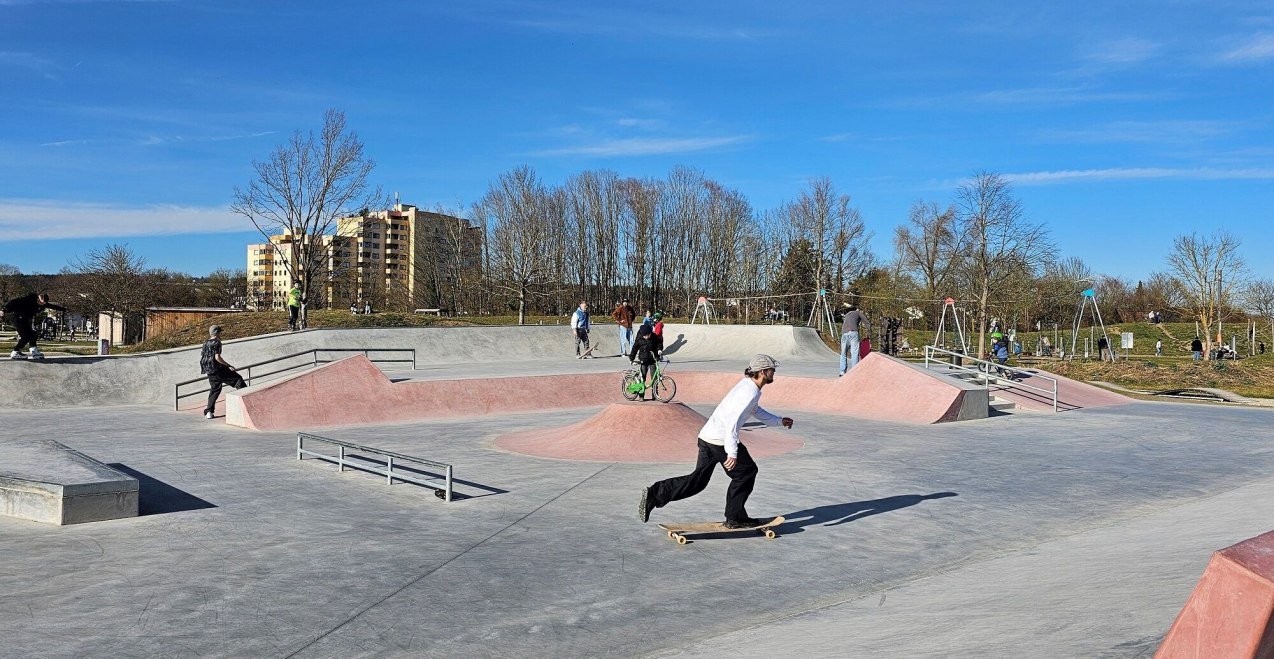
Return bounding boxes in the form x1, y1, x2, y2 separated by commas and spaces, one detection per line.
200, 339, 219, 375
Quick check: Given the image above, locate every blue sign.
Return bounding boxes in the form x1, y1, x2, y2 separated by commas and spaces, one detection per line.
1082, 289, 1095, 297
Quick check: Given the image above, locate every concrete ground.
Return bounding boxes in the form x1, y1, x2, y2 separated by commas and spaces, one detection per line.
3, 371, 1274, 657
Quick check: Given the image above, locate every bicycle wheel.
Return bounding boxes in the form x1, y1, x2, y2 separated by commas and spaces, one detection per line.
654, 375, 677, 402
621, 372, 642, 401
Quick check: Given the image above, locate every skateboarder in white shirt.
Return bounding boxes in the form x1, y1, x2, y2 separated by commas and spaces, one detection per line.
638, 354, 794, 529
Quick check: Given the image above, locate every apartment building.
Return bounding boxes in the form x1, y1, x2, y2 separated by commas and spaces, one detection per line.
246, 204, 480, 311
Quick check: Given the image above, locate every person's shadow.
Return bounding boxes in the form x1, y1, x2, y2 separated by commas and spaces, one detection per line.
662, 334, 687, 355
780, 492, 957, 535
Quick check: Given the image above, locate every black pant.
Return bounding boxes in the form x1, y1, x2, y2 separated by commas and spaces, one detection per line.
288, 305, 299, 329
13, 315, 37, 351
205, 370, 247, 414
575, 328, 590, 355
648, 439, 758, 523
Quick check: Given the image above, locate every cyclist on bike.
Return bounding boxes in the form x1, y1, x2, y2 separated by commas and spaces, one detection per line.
627, 324, 663, 401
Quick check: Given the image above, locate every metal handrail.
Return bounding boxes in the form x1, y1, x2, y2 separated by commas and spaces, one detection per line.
923, 345, 1059, 413
297, 432, 453, 501
174, 347, 416, 410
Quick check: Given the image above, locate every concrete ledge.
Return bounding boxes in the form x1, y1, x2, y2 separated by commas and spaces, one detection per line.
1157, 529, 1274, 657
0, 440, 139, 525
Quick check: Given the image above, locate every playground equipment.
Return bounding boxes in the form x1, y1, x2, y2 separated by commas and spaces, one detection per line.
1069, 288, 1115, 361
932, 298, 969, 355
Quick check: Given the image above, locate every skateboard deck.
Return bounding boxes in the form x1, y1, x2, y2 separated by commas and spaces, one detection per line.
579, 343, 601, 358
657, 516, 784, 544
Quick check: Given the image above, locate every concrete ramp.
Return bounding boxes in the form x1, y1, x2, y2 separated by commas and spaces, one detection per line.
228, 353, 986, 431
658, 323, 838, 362
997, 369, 1131, 412
0, 440, 139, 525
494, 402, 803, 462
1157, 529, 1274, 657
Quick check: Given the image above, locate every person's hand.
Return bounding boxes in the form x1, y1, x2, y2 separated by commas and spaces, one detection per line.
781, 417, 794, 429
724, 456, 737, 471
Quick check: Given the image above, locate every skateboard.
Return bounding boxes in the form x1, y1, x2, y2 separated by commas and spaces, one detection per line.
657, 516, 784, 544
579, 343, 601, 359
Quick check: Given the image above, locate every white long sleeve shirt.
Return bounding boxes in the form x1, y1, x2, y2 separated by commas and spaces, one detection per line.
698, 377, 782, 458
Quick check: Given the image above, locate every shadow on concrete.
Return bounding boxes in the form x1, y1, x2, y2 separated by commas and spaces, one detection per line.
107, 464, 217, 516
780, 492, 958, 534
662, 334, 687, 356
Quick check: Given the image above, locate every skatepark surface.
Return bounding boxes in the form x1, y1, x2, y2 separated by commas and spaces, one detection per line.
0, 323, 1269, 657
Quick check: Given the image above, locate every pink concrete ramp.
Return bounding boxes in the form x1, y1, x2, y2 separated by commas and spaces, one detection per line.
1157, 529, 1274, 658
493, 402, 803, 462
995, 369, 1131, 412
226, 353, 989, 431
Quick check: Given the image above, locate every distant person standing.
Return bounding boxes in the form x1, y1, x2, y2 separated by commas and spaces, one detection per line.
1155, 339, 1163, 356
1097, 335, 1110, 362
287, 281, 303, 331
200, 325, 246, 419
363, 301, 371, 315
3, 292, 66, 360
571, 301, 591, 358
612, 299, 635, 357
350, 302, 358, 315
839, 302, 868, 375
1191, 337, 1204, 362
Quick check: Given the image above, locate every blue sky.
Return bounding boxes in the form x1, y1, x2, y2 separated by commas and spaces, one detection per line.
1, 0, 1271, 280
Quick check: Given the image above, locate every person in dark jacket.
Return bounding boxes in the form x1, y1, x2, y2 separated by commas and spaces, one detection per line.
3, 292, 66, 359
627, 324, 663, 401
200, 325, 246, 419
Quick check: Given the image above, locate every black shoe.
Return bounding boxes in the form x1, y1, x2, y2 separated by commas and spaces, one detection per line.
723, 517, 765, 529
638, 487, 654, 523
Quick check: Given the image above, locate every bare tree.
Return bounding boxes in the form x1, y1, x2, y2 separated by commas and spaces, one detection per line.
477, 166, 562, 323
66, 244, 161, 334
956, 172, 1055, 357
1165, 231, 1245, 357
1242, 278, 1274, 354
0, 263, 22, 305
230, 109, 380, 326
894, 201, 963, 325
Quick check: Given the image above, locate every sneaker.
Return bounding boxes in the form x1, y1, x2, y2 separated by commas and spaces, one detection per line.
204, 411, 214, 420
28, 347, 43, 359
9, 350, 24, 359
723, 517, 765, 530
637, 487, 654, 523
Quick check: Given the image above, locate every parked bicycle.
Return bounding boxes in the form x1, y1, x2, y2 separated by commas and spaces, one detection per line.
622, 358, 677, 402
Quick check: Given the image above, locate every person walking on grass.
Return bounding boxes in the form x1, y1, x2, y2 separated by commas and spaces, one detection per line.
571, 301, 591, 358
1191, 337, 1203, 362
612, 299, 635, 357
200, 325, 246, 419
4, 292, 66, 360
839, 302, 868, 376
1155, 339, 1163, 356
287, 281, 303, 331
638, 354, 795, 529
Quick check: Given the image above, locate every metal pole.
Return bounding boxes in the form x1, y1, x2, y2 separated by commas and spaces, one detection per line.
297, 434, 303, 460
445, 465, 453, 502
387, 456, 394, 484
338, 445, 345, 472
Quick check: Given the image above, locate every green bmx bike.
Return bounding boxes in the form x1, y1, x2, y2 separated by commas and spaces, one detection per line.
622, 358, 677, 402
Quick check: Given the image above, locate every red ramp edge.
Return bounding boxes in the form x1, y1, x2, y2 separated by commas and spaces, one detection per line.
1157, 530, 1274, 658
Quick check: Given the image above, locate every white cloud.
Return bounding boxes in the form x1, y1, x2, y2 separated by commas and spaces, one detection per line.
529, 135, 752, 157
1000, 167, 1274, 185
0, 198, 244, 241
1079, 37, 1161, 65
1035, 120, 1239, 143
1219, 33, 1274, 62
0, 51, 58, 78
616, 118, 664, 130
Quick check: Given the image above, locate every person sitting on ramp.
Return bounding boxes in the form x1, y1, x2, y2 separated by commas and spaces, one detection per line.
637, 354, 794, 529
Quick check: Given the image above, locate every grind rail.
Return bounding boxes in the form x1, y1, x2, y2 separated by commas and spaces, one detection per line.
174, 348, 415, 410
923, 345, 1059, 413
297, 432, 453, 502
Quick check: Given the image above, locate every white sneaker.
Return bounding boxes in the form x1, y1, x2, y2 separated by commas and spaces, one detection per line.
204, 411, 214, 419
28, 347, 43, 359
9, 350, 23, 359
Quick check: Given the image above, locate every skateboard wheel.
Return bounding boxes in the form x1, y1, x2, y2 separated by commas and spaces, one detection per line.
675, 534, 687, 545
764, 529, 776, 539
667, 530, 674, 539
